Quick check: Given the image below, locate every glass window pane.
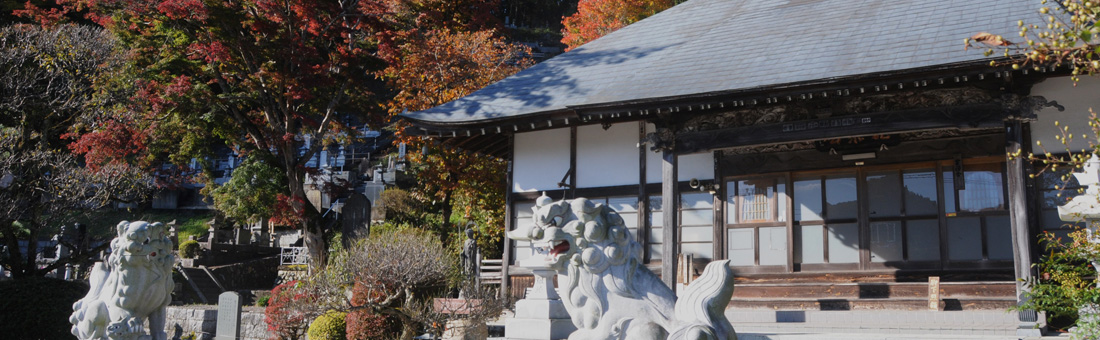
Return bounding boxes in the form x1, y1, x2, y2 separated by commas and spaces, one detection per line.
1042, 210, 1080, 231
903, 169, 939, 216
607, 196, 638, 212
794, 178, 823, 221
759, 227, 788, 266
960, 166, 1004, 212
825, 175, 858, 220
947, 217, 983, 260
648, 195, 663, 228
681, 193, 714, 209
727, 229, 754, 266
739, 179, 774, 222
943, 168, 956, 214
648, 227, 664, 244
870, 221, 903, 262
867, 171, 901, 217
777, 182, 788, 222
828, 223, 860, 263
985, 216, 1013, 260
650, 211, 664, 228
726, 181, 738, 224
682, 243, 713, 260
798, 225, 825, 264
682, 209, 713, 225
682, 226, 713, 242
906, 219, 941, 261
648, 244, 663, 261
624, 211, 642, 229
649, 195, 663, 211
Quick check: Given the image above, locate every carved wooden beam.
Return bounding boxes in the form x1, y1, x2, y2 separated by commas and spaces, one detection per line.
675, 103, 1007, 154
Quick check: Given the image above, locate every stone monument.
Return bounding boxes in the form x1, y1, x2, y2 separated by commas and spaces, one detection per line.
70, 221, 175, 340
507, 194, 736, 340
215, 292, 242, 340
341, 193, 372, 249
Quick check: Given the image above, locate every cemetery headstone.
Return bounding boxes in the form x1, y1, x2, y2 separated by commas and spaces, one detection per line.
341, 193, 371, 249
215, 291, 242, 340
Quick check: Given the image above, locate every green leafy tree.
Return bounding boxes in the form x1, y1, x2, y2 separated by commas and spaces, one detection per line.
210, 156, 286, 225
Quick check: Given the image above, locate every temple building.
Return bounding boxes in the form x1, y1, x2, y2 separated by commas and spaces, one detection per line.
400, 0, 1100, 329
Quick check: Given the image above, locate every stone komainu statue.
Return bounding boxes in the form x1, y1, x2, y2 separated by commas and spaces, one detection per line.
509, 196, 736, 340
70, 221, 175, 340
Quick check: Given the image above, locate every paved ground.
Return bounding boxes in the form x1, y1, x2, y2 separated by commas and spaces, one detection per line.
489, 308, 1073, 340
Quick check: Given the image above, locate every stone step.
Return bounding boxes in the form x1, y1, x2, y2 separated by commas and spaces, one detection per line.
731, 281, 1015, 300
180, 267, 224, 304
728, 297, 1015, 311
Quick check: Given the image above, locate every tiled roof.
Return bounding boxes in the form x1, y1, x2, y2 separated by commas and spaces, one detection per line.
402, 0, 1038, 125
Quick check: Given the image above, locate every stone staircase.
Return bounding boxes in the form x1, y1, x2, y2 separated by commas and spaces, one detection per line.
179, 266, 225, 304
728, 281, 1016, 310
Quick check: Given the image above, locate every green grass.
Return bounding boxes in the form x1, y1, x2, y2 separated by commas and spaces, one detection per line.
79, 209, 214, 241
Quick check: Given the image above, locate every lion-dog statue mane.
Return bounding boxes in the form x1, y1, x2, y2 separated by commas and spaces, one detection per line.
70, 221, 174, 340
509, 195, 736, 340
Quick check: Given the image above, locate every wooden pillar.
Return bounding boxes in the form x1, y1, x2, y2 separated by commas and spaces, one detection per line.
1005, 120, 1041, 335
500, 139, 514, 299
638, 122, 649, 248
661, 149, 679, 289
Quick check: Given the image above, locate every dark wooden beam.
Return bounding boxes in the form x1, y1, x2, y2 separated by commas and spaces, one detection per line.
676, 104, 1007, 154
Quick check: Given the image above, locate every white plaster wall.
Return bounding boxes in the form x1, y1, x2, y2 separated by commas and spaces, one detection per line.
1032, 76, 1100, 153
513, 128, 571, 192
577, 123, 640, 188
643, 124, 715, 183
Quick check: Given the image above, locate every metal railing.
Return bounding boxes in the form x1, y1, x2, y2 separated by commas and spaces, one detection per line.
280, 247, 310, 265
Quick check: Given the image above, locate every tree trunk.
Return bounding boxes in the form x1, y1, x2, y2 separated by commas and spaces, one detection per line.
284, 160, 325, 268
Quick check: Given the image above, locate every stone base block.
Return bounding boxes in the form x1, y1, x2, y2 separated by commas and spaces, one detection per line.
504, 318, 575, 340
443, 319, 488, 340
514, 299, 571, 319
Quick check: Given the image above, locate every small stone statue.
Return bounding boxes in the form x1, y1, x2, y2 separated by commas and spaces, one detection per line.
461, 225, 479, 278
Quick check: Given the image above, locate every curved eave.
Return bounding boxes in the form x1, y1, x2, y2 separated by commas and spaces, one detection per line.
403, 58, 1050, 139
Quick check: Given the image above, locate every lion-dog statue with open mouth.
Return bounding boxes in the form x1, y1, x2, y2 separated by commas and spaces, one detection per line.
509, 195, 736, 340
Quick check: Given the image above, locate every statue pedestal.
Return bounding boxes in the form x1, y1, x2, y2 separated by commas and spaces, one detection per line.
505, 265, 575, 340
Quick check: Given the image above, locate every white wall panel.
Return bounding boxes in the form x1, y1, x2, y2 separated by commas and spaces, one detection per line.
644, 124, 715, 183
513, 128, 571, 192
678, 152, 714, 181
577, 123, 640, 188
1032, 77, 1100, 153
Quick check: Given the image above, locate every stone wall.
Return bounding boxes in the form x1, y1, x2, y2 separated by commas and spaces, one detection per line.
164, 305, 270, 340
209, 255, 280, 291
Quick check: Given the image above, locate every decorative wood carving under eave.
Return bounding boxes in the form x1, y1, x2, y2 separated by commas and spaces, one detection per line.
679, 87, 1000, 134
640, 127, 675, 153
999, 95, 1064, 122
719, 129, 984, 156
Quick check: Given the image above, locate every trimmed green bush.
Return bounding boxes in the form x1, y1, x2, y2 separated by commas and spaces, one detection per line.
179, 239, 201, 259
307, 310, 348, 340
0, 277, 89, 340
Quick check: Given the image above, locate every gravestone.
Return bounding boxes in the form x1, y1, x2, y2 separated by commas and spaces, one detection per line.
341, 193, 371, 249
215, 291, 242, 340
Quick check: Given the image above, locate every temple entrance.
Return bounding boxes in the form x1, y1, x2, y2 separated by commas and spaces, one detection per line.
723, 157, 1014, 274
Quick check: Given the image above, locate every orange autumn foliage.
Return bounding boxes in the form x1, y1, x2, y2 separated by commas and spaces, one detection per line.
561, 0, 678, 51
